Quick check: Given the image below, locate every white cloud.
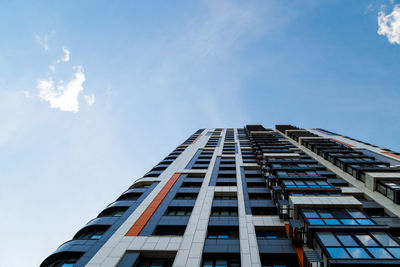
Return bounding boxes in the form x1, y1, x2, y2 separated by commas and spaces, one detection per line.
61, 47, 70, 62
378, 4, 400, 45
35, 34, 49, 51
37, 66, 86, 113
84, 93, 95, 106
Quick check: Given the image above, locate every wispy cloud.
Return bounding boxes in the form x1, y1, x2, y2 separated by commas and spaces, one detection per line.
37, 66, 86, 113
61, 47, 70, 62
35, 34, 49, 51
30, 44, 94, 113
84, 93, 95, 106
378, 4, 400, 45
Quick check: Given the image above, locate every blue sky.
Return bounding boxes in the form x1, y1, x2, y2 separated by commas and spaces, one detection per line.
1, 1, 400, 266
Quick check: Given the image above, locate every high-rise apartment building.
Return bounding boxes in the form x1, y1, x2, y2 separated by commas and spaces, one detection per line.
41, 125, 400, 267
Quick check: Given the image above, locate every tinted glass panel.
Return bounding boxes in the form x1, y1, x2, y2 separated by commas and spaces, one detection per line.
319, 232, 340, 246
356, 234, 378, 246
336, 234, 357, 246
371, 232, 398, 247
388, 248, 400, 258
367, 248, 393, 259
327, 247, 350, 259
346, 247, 371, 259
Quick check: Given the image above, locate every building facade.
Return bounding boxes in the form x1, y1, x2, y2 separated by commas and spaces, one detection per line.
41, 125, 400, 267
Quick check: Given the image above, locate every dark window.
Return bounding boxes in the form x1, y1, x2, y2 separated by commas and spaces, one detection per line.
202, 258, 240, 267
211, 207, 238, 217
136, 257, 174, 267
165, 207, 192, 216
174, 193, 198, 200
214, 195, 237, 200
207, 226, 239, 239
256, 230, 287, 239
153, 226, 186, 236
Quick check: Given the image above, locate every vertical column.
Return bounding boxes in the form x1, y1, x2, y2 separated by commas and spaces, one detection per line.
235, 128, 261, 267
173, 129, 225, 267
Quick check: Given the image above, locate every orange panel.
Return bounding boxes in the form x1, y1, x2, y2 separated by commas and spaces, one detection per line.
330, 138, 355, 148
125, 173, 181, 236
383, 151, 400, 160
191, 135, 202, 144
294, 246, 304, 267
285, 223, 290, 237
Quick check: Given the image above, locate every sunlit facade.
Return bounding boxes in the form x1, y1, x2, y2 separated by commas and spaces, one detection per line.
41, 125, 400, 267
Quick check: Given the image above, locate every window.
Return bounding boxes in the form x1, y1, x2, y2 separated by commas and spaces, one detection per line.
136, 257, 174, 267
301, 209, 375, 226
211, 208, 238, 217
249, 193, 270, 200
202, 258, 240, 267
153, 226, 186, 236
99, 207, 127, 217
174, 193, 198, 200
165, 207, 192, 216
75, 229, 106, 240
377, 180, 400, 202
207, 227, 239, 239
214, 195, 237, 200
315, 232, 400, 259
256, 230, 286, 239
282, 180, 332, 189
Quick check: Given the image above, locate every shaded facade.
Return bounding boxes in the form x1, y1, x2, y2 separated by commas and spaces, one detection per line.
41, 125, 400, 267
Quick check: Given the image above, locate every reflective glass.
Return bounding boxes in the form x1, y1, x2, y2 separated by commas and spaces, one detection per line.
323, 219, 341, 225
203, 260, 213, 267
327, 247, 350, 259
150, 259, 163, 267
371, 232, 398, 247
336, 234, 357, 246
215, 259, 228, 267
308, 219, 324, 225
90, 234, 102, 240
367, 248, 393, 259
348, 210, 366, 218
340, 219, 357, 225
356, 234, 378, 246
388, 248, 400, 258
318, 232, 340, 246
303, 211, 319, 218
346, 247, 371, 259
356, 219, 374, 225
319, 212, 334, 218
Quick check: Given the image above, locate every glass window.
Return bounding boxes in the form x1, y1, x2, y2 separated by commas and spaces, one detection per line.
348, 210, 366, 218
203, 261, 213, 267
356, 234, 378, 246
308, 219, 324, 225
323, 219, 341, 225
339, 219, 357, 225
356, 219, 374, 225
371, 232, 398, 247
303, 210, 319, 218
113, 211, 125, 217
215, 260, 228, 267
327, 247, 350, 259
346, 247, 371, 259
319, 232, 340, 246
319, 211, 334, 218
336, 234, 358, 246
367, 248, 393, 259
388, 248, 400, 258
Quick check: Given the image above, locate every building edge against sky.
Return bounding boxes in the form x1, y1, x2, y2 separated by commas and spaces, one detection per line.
41, 125, 400, 267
